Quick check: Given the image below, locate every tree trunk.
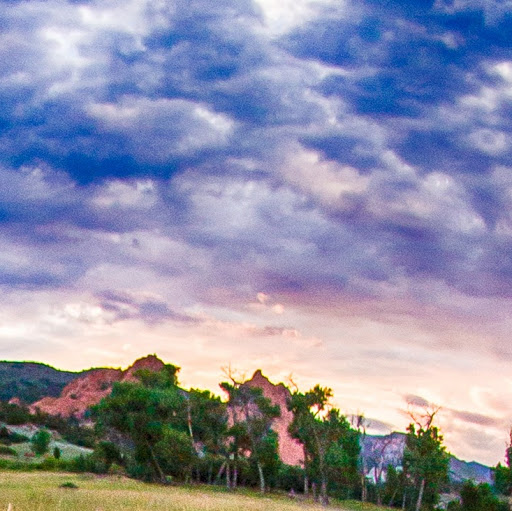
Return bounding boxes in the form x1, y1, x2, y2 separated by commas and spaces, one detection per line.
389, 485, 399, 507
401, 490, 406, 510
415, 478, 425, 511
361, 474, 367, 502
226, 462, 231, 490
215, 461, 225, 484
208, 463, 213, 485
147, 441, 166, 484
257, 461, 265, 494
320, 477, 329, 506
304, 473, 309, 497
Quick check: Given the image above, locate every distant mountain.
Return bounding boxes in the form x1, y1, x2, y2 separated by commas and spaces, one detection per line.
362, 433, 493, 485
0, 361, 89, 404
449, 456, 493, 484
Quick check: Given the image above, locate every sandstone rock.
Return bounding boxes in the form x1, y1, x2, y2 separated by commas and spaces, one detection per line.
29, 355, 165, 418
244, 370, 303, 467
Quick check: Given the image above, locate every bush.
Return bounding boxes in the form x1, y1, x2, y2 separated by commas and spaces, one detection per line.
53, 446, 61, 459
0, 425, 29, 445
31, 429, 51, 456
460, 481, 508, 511
0, 445, 17, 456
275, 464, 305, 493
108, 463, 125, 476
59, 481, 79, 489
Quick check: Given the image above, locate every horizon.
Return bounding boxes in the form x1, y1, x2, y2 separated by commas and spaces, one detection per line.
1, 0, 512, 468
2, 352, 503, 467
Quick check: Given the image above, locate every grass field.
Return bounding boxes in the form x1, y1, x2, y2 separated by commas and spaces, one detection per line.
0, 472, 394, 511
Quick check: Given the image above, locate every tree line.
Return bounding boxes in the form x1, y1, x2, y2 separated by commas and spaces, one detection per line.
1, 363, 511, 510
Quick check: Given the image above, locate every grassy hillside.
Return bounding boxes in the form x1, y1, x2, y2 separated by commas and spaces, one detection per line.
0, 472, 393, 511
0, 362, 87, 403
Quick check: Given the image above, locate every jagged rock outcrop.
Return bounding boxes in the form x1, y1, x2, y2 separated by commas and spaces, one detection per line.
29, 355, 165, 418
244, 370, 304, 466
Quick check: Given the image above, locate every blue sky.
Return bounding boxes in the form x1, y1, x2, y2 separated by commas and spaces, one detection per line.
1, 0, 512, 465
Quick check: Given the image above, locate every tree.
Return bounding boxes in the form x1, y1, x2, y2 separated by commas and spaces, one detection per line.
494, 427, 512, 496
53, 446, 61, 459
288, 385, 360, 505
220, 377, 280, 493
457, 481, 508, 511
94, 364, 188, 483
186, 388, 227, 483
31, 428, 51, 456
402, 409, 449, 511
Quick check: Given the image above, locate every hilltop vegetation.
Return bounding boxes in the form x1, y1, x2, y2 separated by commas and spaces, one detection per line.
0, 361, 87, 404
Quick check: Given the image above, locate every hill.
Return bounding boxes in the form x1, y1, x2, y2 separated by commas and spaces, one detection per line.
0, 361, 89, 404
29, 355, 165, 418
362, 433, 493, 485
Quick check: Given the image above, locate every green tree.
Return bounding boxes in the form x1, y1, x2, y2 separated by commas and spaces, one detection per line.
494, 428, 512, 495
288, 385, 360, 505
31, 428, 51, 456
459, 481, 508, 511
155, 427, 195, 481
402, 410, 449, 511
94, 364, 188, 483
53, 446, 61, 459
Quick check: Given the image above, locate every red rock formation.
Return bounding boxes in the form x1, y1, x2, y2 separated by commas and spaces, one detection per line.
244, 370, 304, 467
121, 354, 166, 382
29, 355, 165, 418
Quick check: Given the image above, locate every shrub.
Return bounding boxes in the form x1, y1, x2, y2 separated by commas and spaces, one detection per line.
31, 429, 51, 456
59, 481, 79, 489
53, 446, 61, 459
0, 445, 17, 456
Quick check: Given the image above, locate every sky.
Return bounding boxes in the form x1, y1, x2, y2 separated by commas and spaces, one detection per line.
1, 0, 512, 466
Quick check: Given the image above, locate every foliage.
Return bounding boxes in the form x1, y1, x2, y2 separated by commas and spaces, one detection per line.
0, 425, 29, 445
447, 481, 508, 511
155, 427, 194, 480
94, 364, 189, 482
53, 447, 61, 459
0, 445, 17, 456
402, 417, 449, 511
494, 428, 512, 496
31, 429, 52, 456
0, 361, 82, 404
0, 402, 31, 425
59, 481, 79, 489
288, 385, 360, 504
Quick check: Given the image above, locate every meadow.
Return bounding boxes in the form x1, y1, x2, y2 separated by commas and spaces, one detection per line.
0, 472, 393, 511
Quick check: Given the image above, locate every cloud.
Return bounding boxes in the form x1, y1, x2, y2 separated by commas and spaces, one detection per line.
96, 290, 198, 325
448, 408, 501, 427
404, 394, 431, 408
2, 0, 512, 466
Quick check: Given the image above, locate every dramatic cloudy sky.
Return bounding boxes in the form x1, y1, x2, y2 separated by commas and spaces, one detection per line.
2, 0, 512, 465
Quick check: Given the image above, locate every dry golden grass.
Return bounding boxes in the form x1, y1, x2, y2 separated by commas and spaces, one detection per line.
0, 472, 389, 511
